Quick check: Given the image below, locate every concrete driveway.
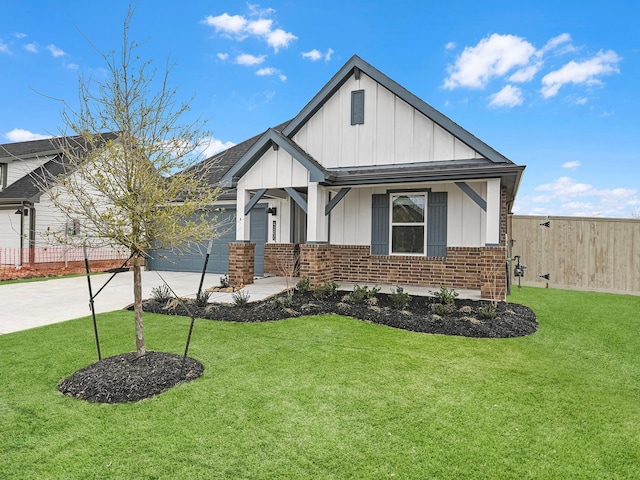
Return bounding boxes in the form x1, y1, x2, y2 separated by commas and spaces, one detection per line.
0, 271, 289, 335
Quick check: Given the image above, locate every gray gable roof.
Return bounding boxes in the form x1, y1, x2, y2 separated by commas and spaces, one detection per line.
0, 132, 119, 204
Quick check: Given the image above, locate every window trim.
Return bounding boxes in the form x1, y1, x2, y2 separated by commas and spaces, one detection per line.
389, 192, 427, 255
351, 89, 365, 125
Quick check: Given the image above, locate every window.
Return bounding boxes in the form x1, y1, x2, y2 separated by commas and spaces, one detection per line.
0, 163, 7, 191
351, 90, 364, 125
391, 194, 425, 254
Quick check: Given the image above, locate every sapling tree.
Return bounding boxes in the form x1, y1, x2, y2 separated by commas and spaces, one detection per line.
43, 7, 220, 357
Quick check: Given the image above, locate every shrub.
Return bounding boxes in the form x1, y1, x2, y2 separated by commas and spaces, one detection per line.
313, 280, 339, 300
459, 305, 473, 314
389, 286, 412, 310
430, 302, 455, 316
296, 277, 311, 293
431, 285, 459, 304
272, 293, 294, 309
232, 290, 251, 307
347, 284, 380, 304
150, 284, 172, 303
195, 290, 211, 307
478, 304, 497, 319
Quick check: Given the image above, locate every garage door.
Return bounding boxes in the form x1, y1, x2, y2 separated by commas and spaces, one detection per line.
147, 205, 267, 276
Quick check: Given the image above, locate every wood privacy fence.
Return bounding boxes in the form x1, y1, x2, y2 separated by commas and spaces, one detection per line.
509, 215, 640, 295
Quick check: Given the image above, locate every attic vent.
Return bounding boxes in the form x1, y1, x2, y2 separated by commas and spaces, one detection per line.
351, 90, 364, 125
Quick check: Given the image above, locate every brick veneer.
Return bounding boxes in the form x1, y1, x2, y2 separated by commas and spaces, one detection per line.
264, 243, 507, 300
228, 242, 255, 287
264, 243, 299, 277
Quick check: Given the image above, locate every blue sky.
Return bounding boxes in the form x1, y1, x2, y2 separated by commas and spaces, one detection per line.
1, 0, 638, 217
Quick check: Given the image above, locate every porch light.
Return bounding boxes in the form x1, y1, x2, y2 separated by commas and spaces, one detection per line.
15, 209, 28, 216
267, 207, 277, 216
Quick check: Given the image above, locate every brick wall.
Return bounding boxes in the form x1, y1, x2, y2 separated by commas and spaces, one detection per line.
264, 243, 299, 277
228, 242, 255, 287
264, 242, 507, 300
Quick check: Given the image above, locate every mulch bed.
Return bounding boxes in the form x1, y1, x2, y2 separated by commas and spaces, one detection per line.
143, 290, 538, 339
58, 351, 203, 404
59, 289, 537, 405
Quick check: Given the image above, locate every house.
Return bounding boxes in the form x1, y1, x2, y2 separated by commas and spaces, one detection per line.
0, 134, 123, 271
148, 55, 525, 300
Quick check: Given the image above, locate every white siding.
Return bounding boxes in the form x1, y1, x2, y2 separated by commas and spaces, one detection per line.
240, 148, 309, 190
4, 155, 56, 186
293, 72, 483, 168
328, 181, 489, 247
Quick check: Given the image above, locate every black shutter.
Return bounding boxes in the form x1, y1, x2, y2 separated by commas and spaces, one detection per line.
371, 194, 389, 255
427, 192, 447, 257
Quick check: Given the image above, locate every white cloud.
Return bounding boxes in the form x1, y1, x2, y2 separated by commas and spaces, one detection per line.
197, 137, 236, 158
509, 62, 542, 82
562, 161, 581, 169
302, 49, 322, 61
203, 13, 247, 35
539, 33, 573, 55
574, 97, 588, 105
516, 176, 639, 217
540, 50, 620, 98
256, 67, 286, 81
14, 32, 28, 39
24, 42, 38, 53
302, 48, 333, 62
266, 28, 297, 52
445, 41, 456, 50
217, 52, 229, 61
66, 63, 79, 70
444, 34, 537, 89
236, 53, 266, 66
488, 85, 524, 108
0, 42, 10, 54
4, 128, 51, 142
247, 18, 272, 36
203, 10, 296, 52
47, 44, 66, 57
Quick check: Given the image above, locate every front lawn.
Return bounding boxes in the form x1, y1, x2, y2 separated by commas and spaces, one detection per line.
1, 287, 638, 478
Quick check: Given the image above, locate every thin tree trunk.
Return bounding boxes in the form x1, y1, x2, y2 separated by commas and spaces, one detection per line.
133, 253, 146, 357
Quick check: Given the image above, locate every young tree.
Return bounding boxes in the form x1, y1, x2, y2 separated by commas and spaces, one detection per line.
44, 8, 220, 357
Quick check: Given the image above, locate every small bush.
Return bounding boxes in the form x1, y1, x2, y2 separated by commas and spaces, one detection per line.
459, 305, 473, 314
430, 302, 455, 316
219, 274, 230, 288
232, 290, 251, 307
389, 286, 412, 310
431, 285, 459, 304
150, 284, 173, 303
313, 280, 339, 300
195, 290, 211, 307
272, 293, 294, 309
478, 304, 497, 319
347, 284, 380, 304
296, 277, 311, 293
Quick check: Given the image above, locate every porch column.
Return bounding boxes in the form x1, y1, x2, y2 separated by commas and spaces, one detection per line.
228, 242, 255, 286
299, 244, 333, 287
485, 179, 501, 245
306, 182, 329, 243
235, 187, 251, 241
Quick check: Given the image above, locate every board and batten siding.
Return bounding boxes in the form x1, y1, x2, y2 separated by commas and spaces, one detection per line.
328, 183, 487, 248
292, 72, 483, 168
238, 147, 309, 190
510, 215, 640, 295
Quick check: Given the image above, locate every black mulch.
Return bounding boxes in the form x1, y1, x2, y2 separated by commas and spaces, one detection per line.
59, 290, 536, 405
143, 290, 538, 339
58, 351, 204, 404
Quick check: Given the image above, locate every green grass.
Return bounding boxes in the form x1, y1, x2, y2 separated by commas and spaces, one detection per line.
1, 287, 638, 479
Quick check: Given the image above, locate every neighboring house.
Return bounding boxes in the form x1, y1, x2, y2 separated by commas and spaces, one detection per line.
149, 55, 525, 300
0, 134, 119, 267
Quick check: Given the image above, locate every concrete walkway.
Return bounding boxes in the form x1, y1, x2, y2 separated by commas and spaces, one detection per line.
0, 271, 482, 335
0, 271, 290, 335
